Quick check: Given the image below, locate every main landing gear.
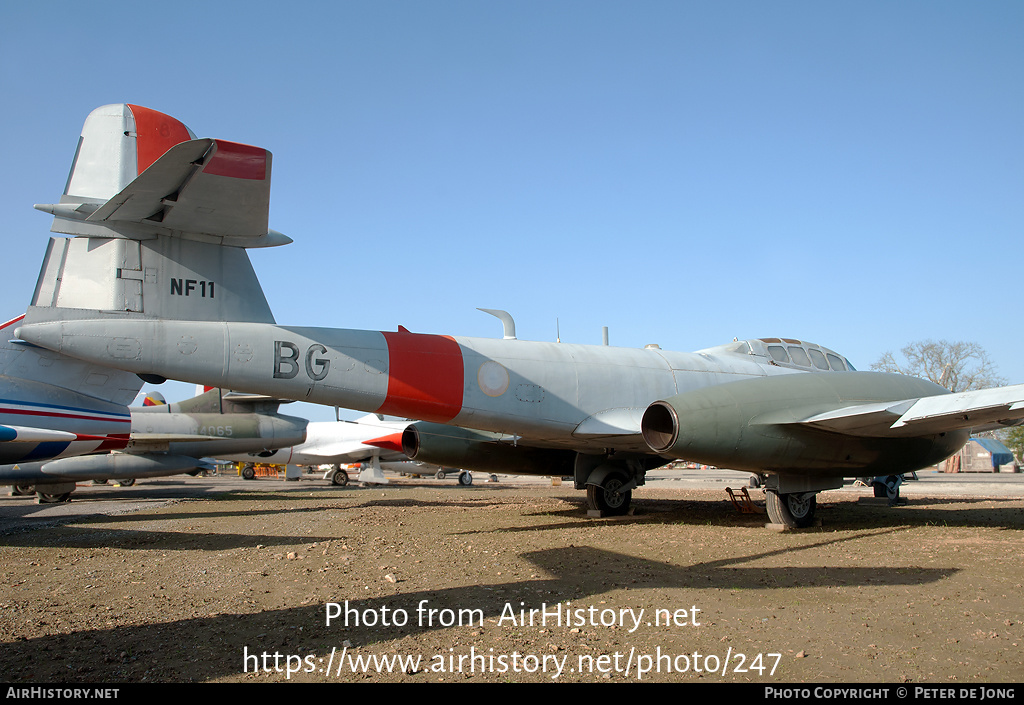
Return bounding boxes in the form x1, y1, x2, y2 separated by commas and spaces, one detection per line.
872, 474, 903, 502
36, 491, 73, 503
433, 469, 473, 485
760, 473, 842, 529
587, 471, 632, 516
330, 465, 350, 486
582, 461, 642, 517
765, 491, 817, 528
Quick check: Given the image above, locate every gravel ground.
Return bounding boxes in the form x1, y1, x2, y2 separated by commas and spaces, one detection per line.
1, 474, 1022, 683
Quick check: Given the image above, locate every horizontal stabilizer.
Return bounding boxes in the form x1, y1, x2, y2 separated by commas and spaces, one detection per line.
85, 139, 273, 240
36, 104, 290, 248
85, 139, 214, 223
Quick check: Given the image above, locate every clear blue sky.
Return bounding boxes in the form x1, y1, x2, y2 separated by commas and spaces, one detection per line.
2, 1, 1021, 421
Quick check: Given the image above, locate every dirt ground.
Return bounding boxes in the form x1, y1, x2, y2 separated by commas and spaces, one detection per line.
1, 478, 1022, 684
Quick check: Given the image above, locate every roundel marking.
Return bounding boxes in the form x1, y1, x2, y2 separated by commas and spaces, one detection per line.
477, 361, 510, 397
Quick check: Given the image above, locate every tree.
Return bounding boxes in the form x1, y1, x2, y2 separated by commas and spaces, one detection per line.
1003, 426, 1024, 464
871, 340, 1006, 392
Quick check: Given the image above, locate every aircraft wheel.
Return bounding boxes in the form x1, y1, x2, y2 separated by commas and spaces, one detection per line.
119, 478, 136, 487
766, 491, 816, 528
873, 475, 899, 500
241, 465, 256, 480
435, 470, 447, 481
11, 484, 35, 496
37, 491, 72, 503
458, 471, 473, 486
92, 479, 109, 485
587, 471, 632, 516
748, 474, 762, 489
331, 467, 349, 486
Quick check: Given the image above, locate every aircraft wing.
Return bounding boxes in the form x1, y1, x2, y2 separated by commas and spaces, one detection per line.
84, 138, 272, 240
570, 408, 650, 450
790, 383, 1024, 438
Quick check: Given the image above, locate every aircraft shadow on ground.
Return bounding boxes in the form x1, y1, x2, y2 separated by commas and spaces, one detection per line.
507, 493, 1024, 532
0, 503, 338, 536
810, 500, 1024, 532
0, 526, 338, 551
0, 544, 957, 682
353, 498, 514, 511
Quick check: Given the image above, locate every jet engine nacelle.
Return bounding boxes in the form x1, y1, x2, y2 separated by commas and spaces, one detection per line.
641, 372, 970, 475
402, 422, 576, 476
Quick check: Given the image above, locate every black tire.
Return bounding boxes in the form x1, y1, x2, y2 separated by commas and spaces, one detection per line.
873, 475, 899, 500
435, 470, 447, 481
119, 478, 136, 487
766, 491, 816, 528
92, 479, 109, 485
458, 472, 473, 486
11, 484, 35, 496
586, 471, 632, 516
748, 474, 762, 489
37, 492, 72, 503
331, 468, 349, 486
241, 465, 256, 480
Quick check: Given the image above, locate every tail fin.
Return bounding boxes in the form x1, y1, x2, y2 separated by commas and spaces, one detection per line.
27, 104, 285, 327
142, 391, 167, 406
134, 386, 287, 416
59, 104, 195, 203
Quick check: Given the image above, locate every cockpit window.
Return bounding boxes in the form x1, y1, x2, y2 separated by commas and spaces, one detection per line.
736, 337, 856, 372
788, 346, 811, 367
826, 353, 847, 371
808, 349, 829, 370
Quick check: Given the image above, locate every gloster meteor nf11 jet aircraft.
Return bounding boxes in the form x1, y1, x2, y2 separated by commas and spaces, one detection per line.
15, 104, 1024, 526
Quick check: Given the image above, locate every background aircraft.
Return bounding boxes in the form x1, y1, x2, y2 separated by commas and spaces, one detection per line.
0, 314, 142, 501
216, 412, 472, 486
6, 384, 308, 502
15, 104, 1024, 525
